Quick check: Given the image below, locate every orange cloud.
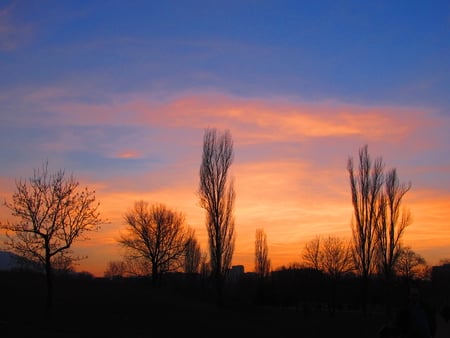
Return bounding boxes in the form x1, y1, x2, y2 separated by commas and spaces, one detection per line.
14, 89, 427, 137
115, 150, 141, 159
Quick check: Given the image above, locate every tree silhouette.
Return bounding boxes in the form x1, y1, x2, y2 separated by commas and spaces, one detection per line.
198, 127, 236, 307
255, 228, 271, 305
184, 228, 202, 274
302, 236, 322, 271
348, 144, 384, 316
396, 246, 426, 282
118, 200, 189, 286
1, 161, 103, 316
104, 260, 127, 279
376, 169, 411, 275
302, 235, 353, 315
321, 235, 354, 316
376, 167, 412, 319
255, 228, 271, 278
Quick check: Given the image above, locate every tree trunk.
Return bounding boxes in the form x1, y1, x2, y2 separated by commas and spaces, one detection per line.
215, 272, 224, 308
384, 276, 393, 321
45, 258, 53, 319
361, 275, 369, 317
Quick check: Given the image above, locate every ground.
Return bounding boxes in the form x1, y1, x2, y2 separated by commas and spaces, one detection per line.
1, 273, 449, 338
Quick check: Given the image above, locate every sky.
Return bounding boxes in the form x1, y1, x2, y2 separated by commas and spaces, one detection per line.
0, 0, 449, 277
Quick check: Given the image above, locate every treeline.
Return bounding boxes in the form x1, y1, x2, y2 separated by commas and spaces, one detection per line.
1, 128, 448, 319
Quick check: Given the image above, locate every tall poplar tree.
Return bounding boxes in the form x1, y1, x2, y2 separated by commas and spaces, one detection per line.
348, 144, 384, 316
198, 127, 236, 307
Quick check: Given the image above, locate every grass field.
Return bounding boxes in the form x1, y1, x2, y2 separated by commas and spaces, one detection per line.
3, 271, 450, 338
0, 272, 392, 338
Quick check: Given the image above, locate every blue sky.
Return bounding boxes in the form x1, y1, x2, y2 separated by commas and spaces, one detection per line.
2, 1, 449, 106
0, 0, 449, 276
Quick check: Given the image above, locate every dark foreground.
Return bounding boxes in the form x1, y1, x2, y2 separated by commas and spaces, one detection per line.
1, 272, 448, 338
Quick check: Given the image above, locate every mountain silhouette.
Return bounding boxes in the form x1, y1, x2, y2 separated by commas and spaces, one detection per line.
0, 251, 18, 270
0, 251, 37, 271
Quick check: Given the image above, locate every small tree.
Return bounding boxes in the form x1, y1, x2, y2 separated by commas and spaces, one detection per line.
321, 235, 354, 316
254, 228, 271, 305
396, 246, 426, 282
302, 236, 322, 271
1, 162, 104, 316
184, 228, 202, 274
255, 228, 271, 278
118, 200, 189, 286
104, 260, 127, 279
321, 236, 354, 279
302, 235, 353, 316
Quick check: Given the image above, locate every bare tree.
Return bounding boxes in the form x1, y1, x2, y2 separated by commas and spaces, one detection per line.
122, 256, 151, 276
104, 260, 127, 279
321, 235, 354, 280
301, 235, 353, 316
376, 168, 412, 278
184, 228, 202, 274
321, 235, 354, 316
104, 258, 152, 278
396, 246, 426, 282
254, 228, 271, 305
198, 127, 236, 307
118, 201, 188, 286
376, 168, 412, 319
1, 161, 103, 316
255, 228, 271, 278
302, 236, 322, 271
348, 144, 384, 315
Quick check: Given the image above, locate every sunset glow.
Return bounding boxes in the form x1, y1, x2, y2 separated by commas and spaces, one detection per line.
1, 1, 449, 277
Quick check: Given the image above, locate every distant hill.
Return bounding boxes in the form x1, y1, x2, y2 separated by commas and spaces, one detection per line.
0, 251, 40, 271
0, 251, 20, 271
0, 251, 93, 277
